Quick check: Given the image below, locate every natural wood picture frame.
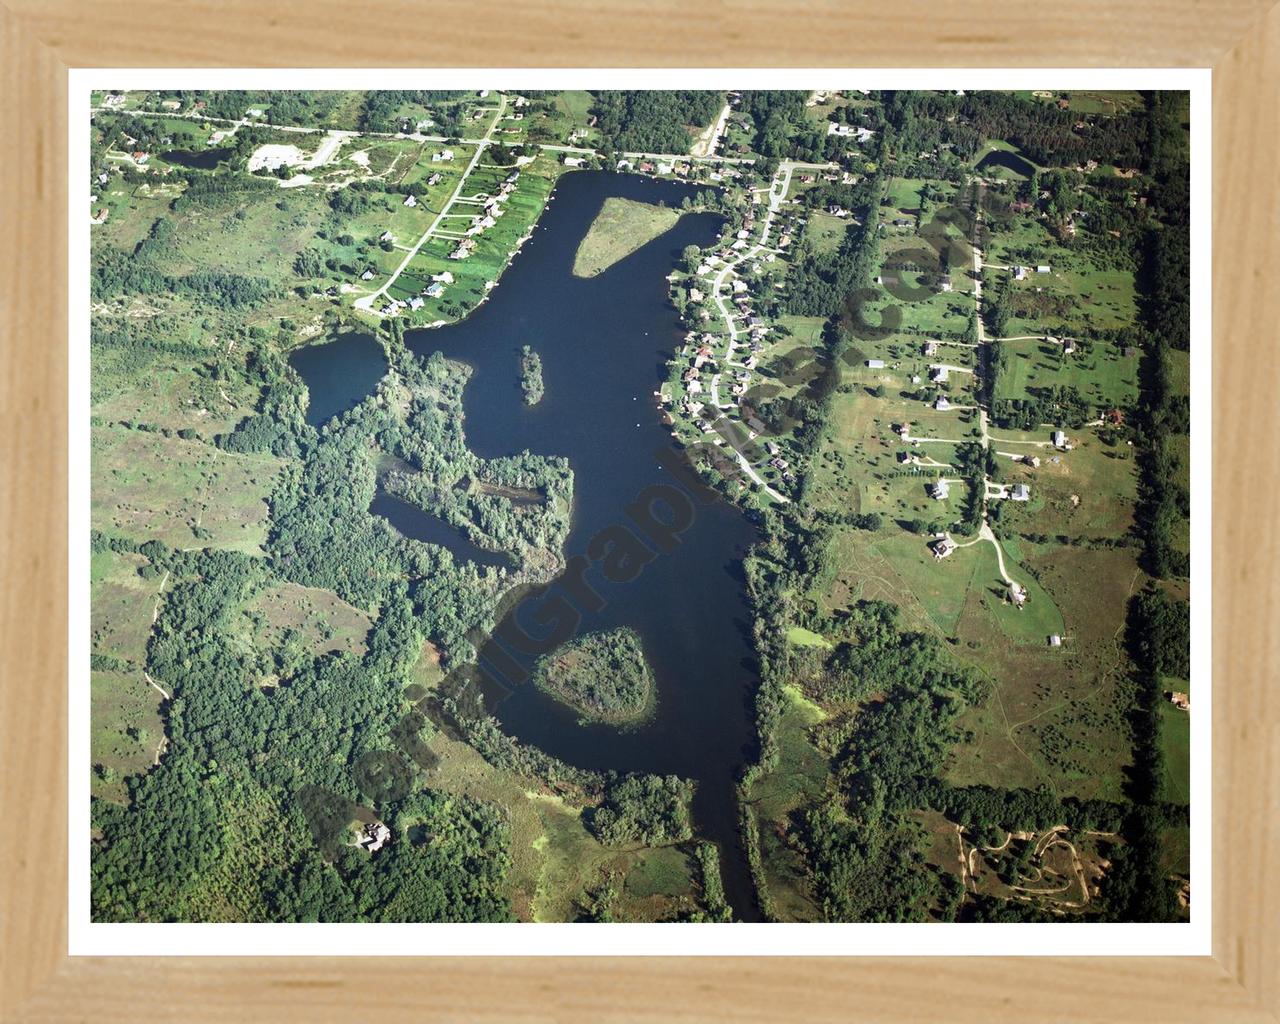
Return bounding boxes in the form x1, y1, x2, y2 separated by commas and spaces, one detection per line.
2, 2, 1276, 1019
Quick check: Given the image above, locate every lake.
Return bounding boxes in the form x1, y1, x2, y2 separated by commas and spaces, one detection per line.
975, 147, 1037, 178
160, 147, 234, 170
370, 490, 512, 570
288, 331, 388, 427
295, 171, 763, 920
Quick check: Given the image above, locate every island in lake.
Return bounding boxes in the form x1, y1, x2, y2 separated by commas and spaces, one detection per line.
533, 627, 657, 727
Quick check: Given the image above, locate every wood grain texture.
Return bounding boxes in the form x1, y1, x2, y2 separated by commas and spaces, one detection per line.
0, 0, 1277, 1020
2, 0, 1278, 67
1212, 6, 1280, 1016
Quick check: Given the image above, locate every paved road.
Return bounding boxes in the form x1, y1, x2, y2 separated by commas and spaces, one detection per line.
355, 95, 507, 312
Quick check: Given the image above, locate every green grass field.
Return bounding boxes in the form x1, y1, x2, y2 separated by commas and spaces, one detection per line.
572, 196, 682, 278
91, 425, 283, 554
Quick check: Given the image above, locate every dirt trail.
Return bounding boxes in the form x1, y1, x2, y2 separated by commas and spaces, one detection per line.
143, 671, 170, 702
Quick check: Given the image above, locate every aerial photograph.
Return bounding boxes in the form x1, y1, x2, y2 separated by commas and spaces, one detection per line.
88, 87, 1192, 924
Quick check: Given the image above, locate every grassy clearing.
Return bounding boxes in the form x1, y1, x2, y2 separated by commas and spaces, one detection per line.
572, 196, 682, 278
91, 425, 283, 554
804, 211, 850, 254
91, 670, 165, 804
421, 729, 699, 922
746, 684, 828, 921
241, 582, 373, 661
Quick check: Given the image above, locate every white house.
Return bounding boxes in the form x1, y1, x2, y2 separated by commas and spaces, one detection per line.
935, 396, 951, 411
1053, 430, 1067, 448
563, 156, 585, 168
360, 269, 375, 281
1013, 265, 1027, 281
403, 195, 418, 207
1011, 484, 1031, 501
931, 479, 951, 500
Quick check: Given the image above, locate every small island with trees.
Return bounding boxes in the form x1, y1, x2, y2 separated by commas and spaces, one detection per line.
533, 627, 657, 727
519, 344, 544, 405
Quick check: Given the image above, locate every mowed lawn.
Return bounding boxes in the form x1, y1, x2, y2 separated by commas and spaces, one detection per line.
994, 338, 1139, 410
571, 196, 681, 278
92, 425, 283, 554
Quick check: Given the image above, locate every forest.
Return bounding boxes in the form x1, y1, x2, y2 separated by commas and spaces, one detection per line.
589, 90, 723, 154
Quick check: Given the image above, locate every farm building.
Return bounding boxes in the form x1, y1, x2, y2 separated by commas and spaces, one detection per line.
867, 359, 886, 369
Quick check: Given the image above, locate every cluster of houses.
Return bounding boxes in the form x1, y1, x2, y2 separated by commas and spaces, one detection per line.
448, 170, 521, 260
375, 270, 455, 317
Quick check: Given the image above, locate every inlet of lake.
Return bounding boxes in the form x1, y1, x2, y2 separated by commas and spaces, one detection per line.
291, 170, 763, 920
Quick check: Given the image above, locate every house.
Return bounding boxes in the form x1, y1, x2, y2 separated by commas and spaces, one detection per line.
732, 279, 748, 294
432, 271, 454, 284
931, 537, 956, 560
160, 99, 181, 111
132, 152, 149, 165
924, 341, 939, 357
1049, 634, 1063, 647
1009, 582, 1028, 607
1167, 691, 1191, 711
408, 296, 425, 310
1036, 265, 1051, 273
426, 282, 445, 298
930, 479, 950, 500
449, 239, 476, 259
1023, 455, 1041, 468
358, 822, 392, 852
931, 366, 949, 383
1062, 337, 1076, 355
97, 172, 109, 185
404, 195, 418, 207
778, 233, 792, 248
245, 108, 264, 118
688, 287, 704, 303
432, 150, 454, 162
416, 119, 435, 132
379, 231, 394, 242
1011, 484, 1031, 501
563, 156, 585, 168
426, 173, 442, 186
935, 396, 951, 411
939, 279, 953, 292
360, 269, 375, 281
1053, 430, 1067, 449
1012, 265, 1027, 281
867, 359, 886, 369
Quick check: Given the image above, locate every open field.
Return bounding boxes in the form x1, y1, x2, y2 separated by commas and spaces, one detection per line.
744, 685, 828, 921
91, 425, 283, 554
91, 670, 165, 804
572, 196, 681, 278
240, 582, 373, 664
